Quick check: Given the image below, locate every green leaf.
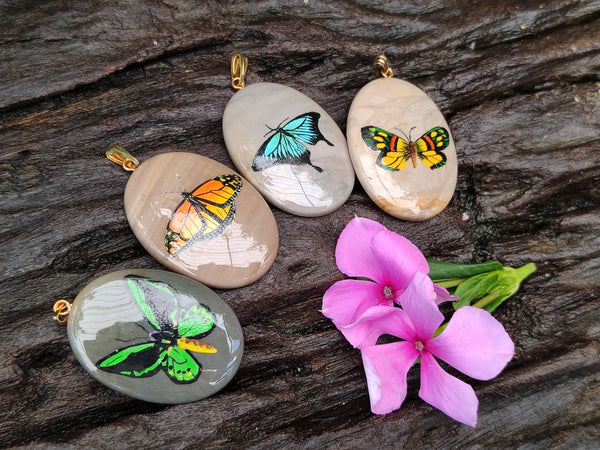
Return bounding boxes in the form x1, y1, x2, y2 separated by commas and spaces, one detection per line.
427, 259, 503, 282
453, 271, 500, 309
474, 263, 537, 313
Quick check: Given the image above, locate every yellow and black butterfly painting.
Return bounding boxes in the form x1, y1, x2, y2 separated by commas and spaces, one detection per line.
165, 174, 242, 256
361, 125, 450, 171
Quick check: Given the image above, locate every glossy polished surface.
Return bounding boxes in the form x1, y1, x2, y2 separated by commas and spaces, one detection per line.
223, 82, 355, 217
67, 269, 243, 404
124, 152, 278, 288
347, 77, 457, 221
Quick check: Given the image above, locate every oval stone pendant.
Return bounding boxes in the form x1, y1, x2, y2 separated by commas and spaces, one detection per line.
223, 55, 355, 217
346, 56, 457, 221
109, 148, 278, 289
62, 269, 243, 404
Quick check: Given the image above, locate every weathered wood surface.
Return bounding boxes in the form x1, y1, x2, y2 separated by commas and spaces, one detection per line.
1, 0, 599, 447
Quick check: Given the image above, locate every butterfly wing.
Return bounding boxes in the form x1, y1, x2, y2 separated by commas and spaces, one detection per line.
163, 346, 201, 384
125, 276, 183, 330
281, 112, 333, 146
97, 342, 167, 378
361, 126, 411, 171
414, 127, 449, 169
177, 303, 215, 339
126, 276, 215, 338
252, 112, 327, 172
165, 174, 242, 255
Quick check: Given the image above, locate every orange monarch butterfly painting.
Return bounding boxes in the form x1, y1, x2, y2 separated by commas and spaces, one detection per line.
165, 174, 242, 255
361, 125, 449, 171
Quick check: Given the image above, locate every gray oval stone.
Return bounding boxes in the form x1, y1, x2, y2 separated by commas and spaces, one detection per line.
347, 77, 457, 221
67, 269, 243, 404
223, 82, 355, 217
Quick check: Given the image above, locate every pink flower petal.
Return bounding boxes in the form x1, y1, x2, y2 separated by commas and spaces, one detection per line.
371, 230, 429, 296
397, 272, 444, 339
361, 341, 420, 415
433, 283, 458, 305
322, 279, 390, 326
419, 351, 478, 427
341, 305, 416, 348
427, 306, 515, 380
335, 217, 388, 282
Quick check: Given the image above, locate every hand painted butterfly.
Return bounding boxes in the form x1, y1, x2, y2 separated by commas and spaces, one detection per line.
252, 112, 333, 173
361, 125, 449, 171
165, 174, 242, 255
96, 276, 217, 384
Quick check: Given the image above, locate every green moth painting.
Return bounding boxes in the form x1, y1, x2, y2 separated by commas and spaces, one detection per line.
96, 276, 217, 384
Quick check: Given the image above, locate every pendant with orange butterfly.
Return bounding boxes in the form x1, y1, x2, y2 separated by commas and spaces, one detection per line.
106, 146, 278, 289
164, 174, 242, 256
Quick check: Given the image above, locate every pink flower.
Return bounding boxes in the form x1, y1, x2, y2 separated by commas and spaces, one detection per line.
322, 217, 452, 347
360, 271, 515, 426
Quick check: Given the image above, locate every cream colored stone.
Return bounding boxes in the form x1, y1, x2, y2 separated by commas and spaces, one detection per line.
347, 77, 457, 221
124, 152, 278, 288
223, 82, 354, 217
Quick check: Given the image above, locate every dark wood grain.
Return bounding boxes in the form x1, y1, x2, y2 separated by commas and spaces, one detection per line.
1, 0, 599, 447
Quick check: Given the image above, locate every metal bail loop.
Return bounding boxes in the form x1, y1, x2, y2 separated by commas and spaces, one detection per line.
106, 144, 139, 171
231, 53, 248, 90
373, 54, 394, 79
53, 299, 72, 324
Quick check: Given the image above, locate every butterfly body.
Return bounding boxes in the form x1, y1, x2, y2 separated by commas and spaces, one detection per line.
97, 276, 217, 384
165, 174, 242, 255
361, 125, 449, 171
252, 112, 332, 173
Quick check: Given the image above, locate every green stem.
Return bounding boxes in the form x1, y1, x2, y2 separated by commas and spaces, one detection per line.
473, 289, 503, 309
514, 262, 537, 282
436, 278, 465, 289
433, 322, 447, 337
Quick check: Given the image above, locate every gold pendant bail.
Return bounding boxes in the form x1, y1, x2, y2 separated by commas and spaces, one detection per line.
53, 299, 72, 323
106, 144, 139, 171
373, 54, 394, 79
231, 53, 248, 90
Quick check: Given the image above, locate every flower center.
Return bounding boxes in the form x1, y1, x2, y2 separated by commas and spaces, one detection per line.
414, 340, 425, 352
383, 285, 394, 299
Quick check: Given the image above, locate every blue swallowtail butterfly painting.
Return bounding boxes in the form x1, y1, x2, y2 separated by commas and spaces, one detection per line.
252, 112, 333, 173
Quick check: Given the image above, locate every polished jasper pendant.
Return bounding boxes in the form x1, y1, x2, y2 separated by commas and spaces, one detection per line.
56, 269, 243, 404
222, 55, 354, 217
107, 147, 278, 289
346, 55, 457, 221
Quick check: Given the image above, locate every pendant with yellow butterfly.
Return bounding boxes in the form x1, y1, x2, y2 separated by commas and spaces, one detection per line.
106, 146, 279, 288
346, 55, 458, 221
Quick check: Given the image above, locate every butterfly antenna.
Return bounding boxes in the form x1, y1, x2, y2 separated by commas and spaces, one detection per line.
264, 117, 289, 136
160, 173, 186, 196
118, 321, 153, 339
394, 126, 415, 142
176, 173, 186, 191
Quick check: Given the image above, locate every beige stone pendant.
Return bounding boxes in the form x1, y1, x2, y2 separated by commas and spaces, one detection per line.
222, 54, 355, 217
106, 146, 278, 289
346, 55, 457, 221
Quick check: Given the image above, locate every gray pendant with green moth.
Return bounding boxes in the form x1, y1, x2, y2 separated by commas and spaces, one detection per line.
63, 269, 243, 404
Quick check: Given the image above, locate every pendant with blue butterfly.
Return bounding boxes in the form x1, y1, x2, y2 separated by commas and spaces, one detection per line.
222, 54, 355, 217
346, 55, 458, 221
